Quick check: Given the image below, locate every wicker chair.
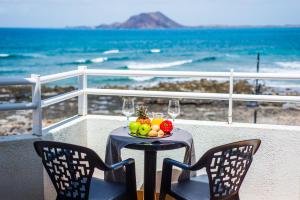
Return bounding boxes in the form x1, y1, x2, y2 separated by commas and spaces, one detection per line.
159, 139, 261, 200
34, 141, 137, 200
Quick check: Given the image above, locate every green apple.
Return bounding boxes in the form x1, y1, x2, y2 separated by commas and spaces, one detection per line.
129, 122, 140, 134
138, 124, 151, 136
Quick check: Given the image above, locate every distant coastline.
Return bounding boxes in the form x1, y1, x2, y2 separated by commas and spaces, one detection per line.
65, 25, 300, 30
65, 11, 300, 30
2, 25, 300, 30
1, 12, 300, 29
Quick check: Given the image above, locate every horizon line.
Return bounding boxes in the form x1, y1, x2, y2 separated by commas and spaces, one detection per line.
1, 24, 300, 29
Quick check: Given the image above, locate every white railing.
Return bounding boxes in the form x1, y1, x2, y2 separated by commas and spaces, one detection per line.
1, 66, 300, 136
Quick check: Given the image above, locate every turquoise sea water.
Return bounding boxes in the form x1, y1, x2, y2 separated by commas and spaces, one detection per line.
0, 28, 300, 87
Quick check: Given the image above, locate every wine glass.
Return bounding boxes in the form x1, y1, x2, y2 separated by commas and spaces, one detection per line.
168, 99, 180, 122
122, 98, 135, 126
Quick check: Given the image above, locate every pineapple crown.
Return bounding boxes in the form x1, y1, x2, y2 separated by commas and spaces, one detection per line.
136, 105, 148, 118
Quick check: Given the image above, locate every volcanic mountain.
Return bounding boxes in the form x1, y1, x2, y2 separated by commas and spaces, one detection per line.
96, 12, 185, 29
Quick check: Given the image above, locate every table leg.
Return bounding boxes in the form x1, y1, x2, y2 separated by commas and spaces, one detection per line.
144, 150, 157, 200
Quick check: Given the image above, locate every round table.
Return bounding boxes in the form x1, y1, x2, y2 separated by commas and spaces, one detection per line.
105, 127, 194, 200
125, 138, 186, 200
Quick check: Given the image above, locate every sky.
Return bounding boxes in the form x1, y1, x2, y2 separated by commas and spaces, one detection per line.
0, 0, 300, 28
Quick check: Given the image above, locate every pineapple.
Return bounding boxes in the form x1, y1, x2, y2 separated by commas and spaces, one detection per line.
136, 105, 151, 125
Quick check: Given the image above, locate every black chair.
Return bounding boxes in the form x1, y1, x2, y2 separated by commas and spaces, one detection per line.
159, 139, 261, 200
34, 141, 137, 200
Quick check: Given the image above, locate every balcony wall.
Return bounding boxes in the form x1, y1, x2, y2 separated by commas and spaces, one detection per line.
0, 135, 43, 200
1, 115, 297, 199
42, 115, 300, 200
0, 116, 300, 200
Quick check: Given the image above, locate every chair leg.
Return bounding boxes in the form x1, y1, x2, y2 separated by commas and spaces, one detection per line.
125, 162, 138, 200
234, 193, 240, 200
160, 160, 173, 200
159, 192, 167, 200
229, 193, 240, 200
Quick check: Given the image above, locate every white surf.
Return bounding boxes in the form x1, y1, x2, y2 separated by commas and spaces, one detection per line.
127, 60, 193, 69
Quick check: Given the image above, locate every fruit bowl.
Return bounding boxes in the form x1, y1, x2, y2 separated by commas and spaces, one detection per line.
128, 121, 173, 139
128, 132, 173, 139
128, 107, 174, 138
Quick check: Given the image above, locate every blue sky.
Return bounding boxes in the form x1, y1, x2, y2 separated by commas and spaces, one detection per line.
0, 0, 300, 27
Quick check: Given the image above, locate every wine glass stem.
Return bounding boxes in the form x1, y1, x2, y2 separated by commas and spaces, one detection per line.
127, 116, 129, 127
172, 117, 177, 129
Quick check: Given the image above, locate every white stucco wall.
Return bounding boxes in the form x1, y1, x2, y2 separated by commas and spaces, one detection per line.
0, 135, 43, 200
42, 115, 300, 200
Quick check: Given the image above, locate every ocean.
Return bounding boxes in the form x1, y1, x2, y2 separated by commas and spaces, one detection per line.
1, 28, 300, 88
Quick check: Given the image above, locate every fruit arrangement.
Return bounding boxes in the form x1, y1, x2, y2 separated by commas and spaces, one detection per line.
129, 106, 173, 138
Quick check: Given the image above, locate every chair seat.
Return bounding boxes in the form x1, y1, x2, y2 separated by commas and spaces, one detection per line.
89, 177, 127, 200
171, 175, 210, 200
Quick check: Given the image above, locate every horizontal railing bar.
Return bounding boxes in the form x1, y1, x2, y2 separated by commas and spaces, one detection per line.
86, 88, 300, 103
87, 69, 230, 78
234, 72, 300, 80
0, 102, 37, 111
86, 88, 229, 100
41, 90, 83, 108
40, 70, 82, 84
0, 77, 35, 86
233, 94, 300, 102
86, 69, 300, 80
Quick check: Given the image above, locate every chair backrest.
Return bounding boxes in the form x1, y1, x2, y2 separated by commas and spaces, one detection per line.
34, 141, 108, 200
197, 139, 261, 200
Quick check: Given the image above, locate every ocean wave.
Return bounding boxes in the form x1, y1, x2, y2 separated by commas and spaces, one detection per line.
103, 49, 119, 54
0, 54, 10, 58
275, 61, 300, 69
59, 57, 110, 65
109, 56, 130, 61
150, 49, 161, 53
74, 57, 108, 64
0, 53, 45, 59
129, 76, 154, 82
91, 57, 108, 63
194, 56, 217, 62
0, 53, 22, 59
75, 59, 88, 64
75, 56, 128, 63
225, 54, 240, 58
24, 53, 47, 58
126, 59, 193, 69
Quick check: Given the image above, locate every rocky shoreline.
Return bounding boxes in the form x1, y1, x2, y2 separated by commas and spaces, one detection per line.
1, 79, 300, 136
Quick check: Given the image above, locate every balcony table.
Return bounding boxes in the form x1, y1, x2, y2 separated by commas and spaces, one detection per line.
105, 126, 195, 200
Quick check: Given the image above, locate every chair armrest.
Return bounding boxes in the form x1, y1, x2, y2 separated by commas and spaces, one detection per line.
160, 158, 191, 196
108, 158, 135, 171
106, 159, 137, 199
164, 158, 191, 170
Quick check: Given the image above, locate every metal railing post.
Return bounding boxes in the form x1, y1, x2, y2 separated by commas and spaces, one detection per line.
31, 74, 42, 136
78, 66, 87, 116
228, 69, 234, 124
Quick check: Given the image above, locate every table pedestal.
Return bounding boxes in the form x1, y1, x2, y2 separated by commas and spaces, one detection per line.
144, 150, 157, 200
